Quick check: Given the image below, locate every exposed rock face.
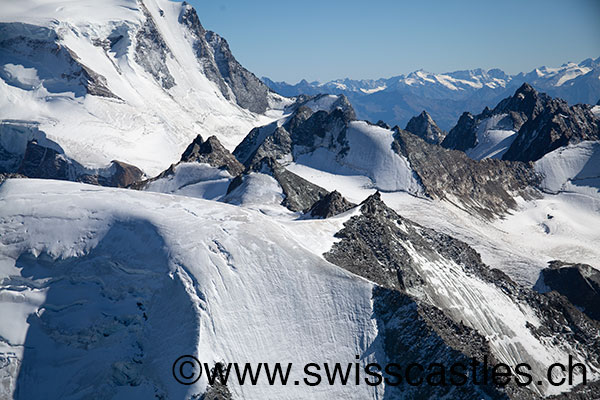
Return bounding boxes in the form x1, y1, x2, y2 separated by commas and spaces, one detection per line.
374, 120, 390, 129
535, 261, 600, 321
307, 190, 354, 218
502, 85, 600, 162
393, 129, 540, 218
240, 126, 293, 169
0, 173, 25, 184
135, 4, 176, 90
0, 23, 116, 98
199, 364, 233, 400
233, 94, 356, 168
109, 161, 145, 188
133, 134, 242, 191
246, 157, 329, 212
181, 134, 244, 176
325, 193, 600, 399
372, 287, 509, 400
440, 112, 478, 151
16, 140, 143, 188
179, 3, 271, 113
405, 110, 446, 144
442, 83, 600, 162
18, 140, 71, 181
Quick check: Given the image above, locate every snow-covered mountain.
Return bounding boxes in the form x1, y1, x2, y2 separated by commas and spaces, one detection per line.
0, 0, 290, 180
263, 57, 600, 130
2, 1, 600, 399
442, 83, 600, 162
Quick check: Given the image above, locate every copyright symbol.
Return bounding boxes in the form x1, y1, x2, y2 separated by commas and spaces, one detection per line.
172, 355, 202, 385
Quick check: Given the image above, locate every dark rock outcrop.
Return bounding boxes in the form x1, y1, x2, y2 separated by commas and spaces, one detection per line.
181, 134, 244, 176
135, 4, 176, 90
179, 3, 272, 114
440, 112, 477, 151
393, 129, 540, 218
405, 110, 446, 144
133, 134, 242, 190
246, 157, 329, 212
442, 83, 600, 162
16, 140, 143, 188
374, 120, 390, 129
324, 192, 600, 399
501, 85, 600, 162
0, 172, 25, 184
239, 126, 293, 169
200, 363, 233, 400
18, 140, 71, 181
534, 261, 600, 321
233, 94, 356, 168
307, 190, 354, 218
109, 161, 145, 188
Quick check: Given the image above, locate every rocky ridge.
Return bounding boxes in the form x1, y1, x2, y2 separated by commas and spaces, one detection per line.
178, 2, 272, 113
442, 83, 600, 162
393, 128, 540, 218
325, 193, 600, 399
405, 110, 446, 144
307, 190, 355, 219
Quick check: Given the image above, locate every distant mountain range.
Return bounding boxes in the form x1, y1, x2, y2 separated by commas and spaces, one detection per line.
2, 0, 600, 399
262, 57, 600, 129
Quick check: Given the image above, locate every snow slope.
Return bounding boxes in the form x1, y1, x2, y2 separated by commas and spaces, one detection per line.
144, 162, 234, 201
0, 0, 288, 176
293, 121, 422, 193
3, 178, 599, 398
287, 163, 600, 285
0, 179, 380, 400
535, 140, 600, 195
465, 114, 518, 160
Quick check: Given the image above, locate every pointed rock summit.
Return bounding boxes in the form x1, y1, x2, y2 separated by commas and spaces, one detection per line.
493, 82, 549, 120
405, 110, 446, 144
308, 190, 354, 218
440, 112, 477, 151
181, 134, 244, 176
179, 3, 272, 114
443, 83, 600, 162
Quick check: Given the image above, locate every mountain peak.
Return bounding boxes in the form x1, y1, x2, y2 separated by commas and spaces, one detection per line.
180, 134, 244, 176
405, 110, 446, 145
515, 82, 536, 95
493, 82, 554, 121
308, 190, 355, 219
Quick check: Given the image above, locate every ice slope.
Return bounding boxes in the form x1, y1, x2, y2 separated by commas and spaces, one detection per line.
535, 140, 600, 195
293, 121, 422, 193
0, 0, 288, 176
402, 243, 593, 397
0, 178, 380, 400
144, 162, 234, 201
465, 114, 518, 160
286, 163, 600, 285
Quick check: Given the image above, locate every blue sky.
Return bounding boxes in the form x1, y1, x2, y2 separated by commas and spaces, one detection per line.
188, 0, 600, 83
